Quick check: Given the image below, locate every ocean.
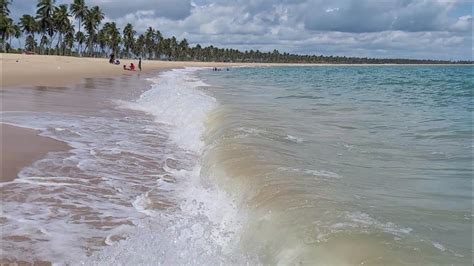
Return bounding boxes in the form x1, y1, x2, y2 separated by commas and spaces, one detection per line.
1, 65, 472, 264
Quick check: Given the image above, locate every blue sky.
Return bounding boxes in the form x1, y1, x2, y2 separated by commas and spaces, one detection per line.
10, 0, 473, 60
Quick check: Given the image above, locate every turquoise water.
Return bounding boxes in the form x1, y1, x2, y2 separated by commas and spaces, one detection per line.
199, 66, 473, 264
1, 66, 471, 264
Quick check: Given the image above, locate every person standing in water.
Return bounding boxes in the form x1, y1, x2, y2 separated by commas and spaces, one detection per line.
138, 58, 142, 72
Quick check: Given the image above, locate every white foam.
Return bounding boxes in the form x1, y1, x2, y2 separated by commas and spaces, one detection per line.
432, 241, 446, 252
77, 68, 251, 264
278, 167, 342, 179
0, 68, 244, 263
333, 212, 413, 237
120, 68, 216, 153
304, 169, 342, 179
285, 134, 304, 143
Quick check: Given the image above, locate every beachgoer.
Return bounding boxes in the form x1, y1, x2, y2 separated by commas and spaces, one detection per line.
123, 65, 128, 70
138, 58, 142, 72
109, 53, 115, 64
114, 59, 120, 65
130, 63, 135, 71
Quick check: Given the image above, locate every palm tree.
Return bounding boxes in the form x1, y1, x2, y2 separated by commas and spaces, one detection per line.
39, 34, 48, 53
64, 26, 75, 55
100, 22, 120, 56
84, 5, 104, 56
36, 0, 56, 54
170, 36, 177, 60
52, 4, 70, 55
106, 22, 120, 55
0, 0, 11, 51
13, 23, 20, 48
154, 29, 163, 58
97, 26, 106, 55
122, 23, 135, 58
133, 34, 145, 58
61, 21, 75, 55
160, 38, 171, 59
19, 14, 38, 41
178, 38, 189, 60
75, 30, 85, 54
0, 17, 15, 52
70, 0, 87, 55
25, 35, 37, 51
144, 27, 156, 59
0, 0, 11, 16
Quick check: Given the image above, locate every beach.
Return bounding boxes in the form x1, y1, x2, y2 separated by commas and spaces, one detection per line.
0, 53, 241, 87
0, 54, 237, 262
2, 0, 471, 262
0, 53, 237, 183
0, 55, 472, 264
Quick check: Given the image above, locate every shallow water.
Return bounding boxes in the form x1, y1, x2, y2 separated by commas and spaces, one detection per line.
1, 66, 472, 265
1, 70, 245, 264
198, 65, 473, 265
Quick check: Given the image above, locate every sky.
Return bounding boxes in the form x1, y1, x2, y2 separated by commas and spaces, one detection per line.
10, 0, 473, 60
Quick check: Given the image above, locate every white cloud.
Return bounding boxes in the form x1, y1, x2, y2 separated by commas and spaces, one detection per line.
325, 8, 339, 13
451, 15, 473, 32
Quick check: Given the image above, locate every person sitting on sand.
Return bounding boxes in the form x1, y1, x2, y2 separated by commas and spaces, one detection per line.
130, 63, 135, 71
123, 65, 129, 70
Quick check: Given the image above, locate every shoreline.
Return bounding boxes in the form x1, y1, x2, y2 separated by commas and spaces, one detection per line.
0, 53, 241, 87
0, 54, 471, 185
2, 54, 469, 88
0, 123, 70, 182
0, 67, 173, 263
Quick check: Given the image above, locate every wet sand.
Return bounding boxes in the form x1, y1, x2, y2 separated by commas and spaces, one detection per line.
0, 53, 186, 183
1, 68, 164, 263
0, 124, 70, 182
1, 68, 161, 184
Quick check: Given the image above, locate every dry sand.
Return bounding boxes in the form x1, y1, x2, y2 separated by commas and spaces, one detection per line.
0, 53, 242, 87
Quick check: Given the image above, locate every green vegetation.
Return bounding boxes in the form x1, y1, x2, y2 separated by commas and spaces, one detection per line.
0, 0, 471, 64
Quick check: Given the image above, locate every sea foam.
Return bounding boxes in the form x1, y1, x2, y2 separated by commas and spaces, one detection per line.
119, 67, 216, 153
82, 68, 251, 264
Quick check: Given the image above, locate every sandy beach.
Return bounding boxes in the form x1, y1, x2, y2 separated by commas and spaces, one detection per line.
0, 53, 242, 87
0, 53, 239, 182
1, 54, 471, 264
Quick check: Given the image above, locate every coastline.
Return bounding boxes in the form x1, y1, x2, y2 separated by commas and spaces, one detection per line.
0, 53, 240, 87
0, 55, 471, 263
0, 53, 217, 181
0, 66, 169, 263
2, 53, 468, 88
1, 54, 469, 185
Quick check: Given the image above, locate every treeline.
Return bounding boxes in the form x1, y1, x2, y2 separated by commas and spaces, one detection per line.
0, 0, 472, 64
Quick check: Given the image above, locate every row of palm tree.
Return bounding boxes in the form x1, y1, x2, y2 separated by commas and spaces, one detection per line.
0, 0, 470, 64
